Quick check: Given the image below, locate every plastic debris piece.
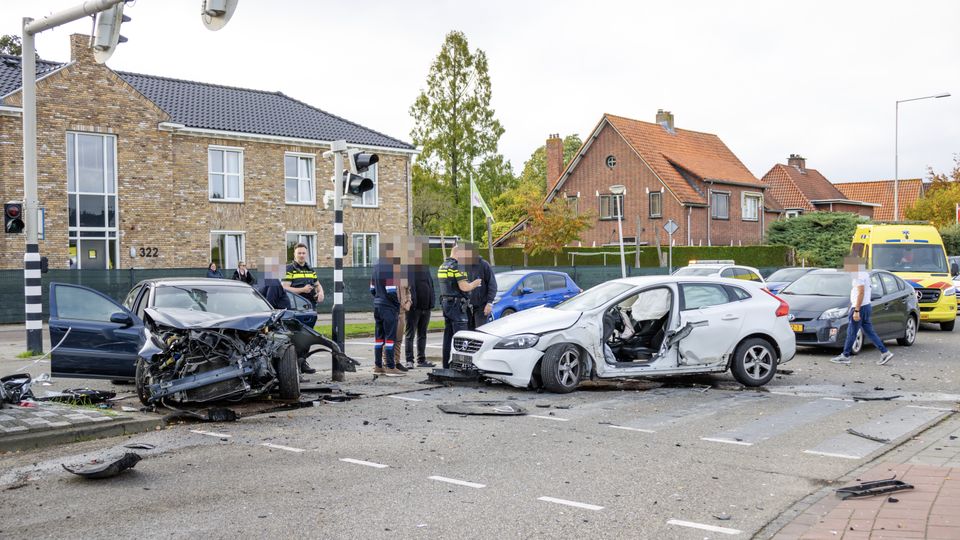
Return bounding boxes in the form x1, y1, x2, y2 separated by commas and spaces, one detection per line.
62, 453, 142, 479
123, 443, 156, 450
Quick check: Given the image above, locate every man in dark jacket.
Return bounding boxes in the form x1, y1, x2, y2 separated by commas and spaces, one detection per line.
404, 238, 436, 368
370, 242, 405, 377
465, 244, 497, 330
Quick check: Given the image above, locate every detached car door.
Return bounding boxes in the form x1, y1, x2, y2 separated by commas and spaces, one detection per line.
674, 283, 746, 365
48, 283, 143, 380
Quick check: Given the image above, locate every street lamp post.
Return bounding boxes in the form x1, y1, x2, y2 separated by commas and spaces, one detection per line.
894, 92, 951, 221
610, 184, 627, 279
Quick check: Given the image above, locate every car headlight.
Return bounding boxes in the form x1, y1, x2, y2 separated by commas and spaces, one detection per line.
494, 334, 540, 349
944, 286, 956, 296
820, 306, 849, 320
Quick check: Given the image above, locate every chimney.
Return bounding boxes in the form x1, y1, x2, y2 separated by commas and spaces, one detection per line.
656, 109, 675, 132
788, 153, 806, 173
545, 133, 564, 188
69, 34, 96, 64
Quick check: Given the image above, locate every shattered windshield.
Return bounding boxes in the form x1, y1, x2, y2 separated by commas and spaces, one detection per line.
154, 285, 272, 316
555, 282, 634, 311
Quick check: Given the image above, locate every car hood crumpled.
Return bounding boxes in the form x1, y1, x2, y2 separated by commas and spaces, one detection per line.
477, 307, 581, 338
145, 307, 277, 331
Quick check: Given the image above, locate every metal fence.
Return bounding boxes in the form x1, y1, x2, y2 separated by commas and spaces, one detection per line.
0, 265, 783, 324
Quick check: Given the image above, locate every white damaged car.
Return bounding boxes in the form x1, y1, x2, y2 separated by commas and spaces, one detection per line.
449, 276, 795, 393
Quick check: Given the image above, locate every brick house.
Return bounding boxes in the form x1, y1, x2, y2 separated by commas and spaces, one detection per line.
495, 111, 781, 248
0, 34, 416, 271
761, 155, 877, 218
836, 178, 925, 221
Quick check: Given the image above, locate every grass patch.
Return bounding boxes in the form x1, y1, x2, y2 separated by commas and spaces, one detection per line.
314, 320, 445, 338
16, 351, 41, 359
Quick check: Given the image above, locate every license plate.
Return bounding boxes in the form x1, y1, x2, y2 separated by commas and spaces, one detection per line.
451, 353, 473, 364
790, 323, 803, 332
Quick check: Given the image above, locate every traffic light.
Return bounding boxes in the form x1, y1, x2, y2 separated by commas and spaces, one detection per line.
343, 149, 378, 196
201, 0, 239, 31
4, 202, 24, 234
92, 3, 130, 64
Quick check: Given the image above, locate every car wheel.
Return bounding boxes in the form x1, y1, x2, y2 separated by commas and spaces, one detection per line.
897, 316, 918, 346
849, 329, 863, 355
540, 343, 582, 394
730, 338, 778, 387
501, 308, 516, 318
135, 358, 154, 406
276, 345, 300, 401
941, 320, 955, 332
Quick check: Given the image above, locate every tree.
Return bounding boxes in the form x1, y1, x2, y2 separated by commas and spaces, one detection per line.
939, 223, 960, 256
520, 197, 593, 265
767, 212, 866, 267
410, 31, 504, 215
0, 35, 22, 56
905, 154, 960, 228
411, 166, 455, 235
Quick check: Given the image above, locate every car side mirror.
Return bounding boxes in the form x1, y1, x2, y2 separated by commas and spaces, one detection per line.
109, 312, 134, 327
951, 262, 959, 277
521, 287, 534, 295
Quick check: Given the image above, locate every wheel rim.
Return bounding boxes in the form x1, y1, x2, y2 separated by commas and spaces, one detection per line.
906, 317, 916, 343
742, 345, 773, 381
557, 348, 581, 387
852, 330, 863, 353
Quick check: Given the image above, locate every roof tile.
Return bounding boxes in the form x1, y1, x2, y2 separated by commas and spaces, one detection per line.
836, 179, 924, 221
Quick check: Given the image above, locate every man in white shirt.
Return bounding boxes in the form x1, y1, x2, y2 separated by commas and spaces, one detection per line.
831, 256, 894, 365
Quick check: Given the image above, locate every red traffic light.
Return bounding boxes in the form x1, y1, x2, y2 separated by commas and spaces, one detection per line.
4, 202, 25, 234
5, 204, 20, 218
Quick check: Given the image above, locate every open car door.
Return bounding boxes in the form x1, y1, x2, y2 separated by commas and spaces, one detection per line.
49, 283, 143, 380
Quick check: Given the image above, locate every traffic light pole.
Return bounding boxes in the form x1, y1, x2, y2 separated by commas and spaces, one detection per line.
327, 142, 347, 382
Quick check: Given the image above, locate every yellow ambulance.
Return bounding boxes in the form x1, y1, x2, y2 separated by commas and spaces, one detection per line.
851, 223, 958, 331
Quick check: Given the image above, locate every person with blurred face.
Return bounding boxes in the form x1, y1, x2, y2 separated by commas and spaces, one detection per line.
404, 237, 436, 368
831, 256, 894, 366
437, 243, 482, 368
371, 241, 405, 377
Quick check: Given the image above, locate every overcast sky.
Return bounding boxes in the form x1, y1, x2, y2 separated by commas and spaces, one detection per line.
3, 0, 958, 183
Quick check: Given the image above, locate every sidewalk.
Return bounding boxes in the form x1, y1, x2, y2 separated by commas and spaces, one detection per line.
765, 415, 960, 539
0, 401, 161, 453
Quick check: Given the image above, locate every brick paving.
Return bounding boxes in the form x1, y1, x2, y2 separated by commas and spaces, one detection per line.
772, 424, 960, 540
0, 402, 120, 435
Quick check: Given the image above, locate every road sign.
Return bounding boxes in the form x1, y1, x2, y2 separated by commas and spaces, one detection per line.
664, 219, 678, 236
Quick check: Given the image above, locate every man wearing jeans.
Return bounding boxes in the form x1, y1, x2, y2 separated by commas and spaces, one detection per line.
831, 256, 894, 366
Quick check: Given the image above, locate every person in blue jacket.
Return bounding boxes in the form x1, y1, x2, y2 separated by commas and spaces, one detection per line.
370, 241, 406, 377
206, 262, 224, 279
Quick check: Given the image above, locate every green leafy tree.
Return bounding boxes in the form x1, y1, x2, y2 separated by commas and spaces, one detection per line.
520, 198, 593, 265
411, 166, 455, 235
0, 35, 22, 56
767, 212, 866, 267
410, 30, 505, 231
939, 223, 960, 256
905, 154, 960, 228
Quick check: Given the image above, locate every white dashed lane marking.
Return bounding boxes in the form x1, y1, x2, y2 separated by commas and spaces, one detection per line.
388, 395, 423, 402
667, 519, 742, 535
261, 443, 305, 453
428, 476, 486, 489
537, 496, 604, 511
529, 415, 569, 422
609, 425, 656, 434
340, 458, 389, 469
190, 430, 232, 438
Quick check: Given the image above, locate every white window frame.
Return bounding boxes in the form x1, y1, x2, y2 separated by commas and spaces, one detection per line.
210, 230, 246, 270
741, 192, 762, 222
284, 152, 316, 205
649, 191, 663, 218
599, 193, 623, 220
711, 191, 730, 220
785, 210, 801, 219
351, 232, 379, 267
208, 145, 244, 202
66, 131, 120, 269
285, 231, 317, 267
352, 163, 379, 208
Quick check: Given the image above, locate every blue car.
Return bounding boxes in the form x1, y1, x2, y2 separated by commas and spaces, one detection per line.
491, 270, 581, 320
765, 267, 817, 295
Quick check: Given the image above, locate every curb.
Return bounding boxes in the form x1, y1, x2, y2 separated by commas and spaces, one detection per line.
0, 416, 162, 454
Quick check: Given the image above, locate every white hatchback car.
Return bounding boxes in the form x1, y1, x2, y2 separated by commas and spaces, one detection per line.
449, 276, 795, 393
673, 261, 766, 284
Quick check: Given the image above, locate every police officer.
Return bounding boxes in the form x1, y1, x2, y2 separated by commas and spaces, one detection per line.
438, 243, 482, 369
283, 243, 324, 374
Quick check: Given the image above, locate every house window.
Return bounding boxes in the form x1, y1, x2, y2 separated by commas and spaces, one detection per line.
599, 194, 623, 220
711, 191, 730, 220
649, 191, 663, 218
285, 232, 317, 266
66, 132, 119, 269
742, 193, 761, 221
284, 153, 315, 205
352, 233, 379, 267
605, 155, 617, 169
210, 231, 245, 270
785, 210, 802, 218
353, 163, 378, 207
208, 146, 243, 201
565, 195, 579, 215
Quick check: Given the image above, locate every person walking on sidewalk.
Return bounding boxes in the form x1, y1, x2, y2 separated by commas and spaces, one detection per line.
371, 242, 405, 377
831, 256, 894, 366
438, 244, 482, 369
404, 237, 436, 369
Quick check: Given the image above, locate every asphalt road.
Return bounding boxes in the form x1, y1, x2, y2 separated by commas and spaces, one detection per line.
0, 323, 958, 539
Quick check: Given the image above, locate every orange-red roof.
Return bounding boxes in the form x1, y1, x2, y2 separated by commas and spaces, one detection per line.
836, 179, 924, 221
762, 163, 851, 211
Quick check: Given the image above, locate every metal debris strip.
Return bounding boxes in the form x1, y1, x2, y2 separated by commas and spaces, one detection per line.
438, 401, 527, 416
428, 368, 482, 384
123, 443, 156, 450
62, 453, 142, 480
851, 394, 902, 402
846, 428, 891, 443
836, 477, 914, 500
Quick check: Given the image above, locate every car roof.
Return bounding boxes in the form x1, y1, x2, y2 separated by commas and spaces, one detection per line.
496, 270, 568, 277
137, 277, 253, 288
610, 275, 764, 288
805, 268, 888, 275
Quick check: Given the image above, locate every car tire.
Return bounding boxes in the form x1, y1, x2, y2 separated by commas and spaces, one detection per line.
897, 315, 918, 346
277, 345, 300, 401
941, 320, 955, 332
730, 337, 778, 387
501, 308, 516, 318
540, 343, 582, 394
849, 329, 863, 356
135, 358, 153, 406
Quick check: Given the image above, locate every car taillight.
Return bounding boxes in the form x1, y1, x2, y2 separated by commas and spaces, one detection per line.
762, 288, 790, 317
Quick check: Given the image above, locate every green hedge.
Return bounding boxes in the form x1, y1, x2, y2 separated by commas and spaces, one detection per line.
428, 245, 792, 268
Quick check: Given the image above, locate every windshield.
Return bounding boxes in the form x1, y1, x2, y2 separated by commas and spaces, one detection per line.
873, 244, 949, 273
555, 281, 634, 311
154, 285, 272, 316
766, 268, 810, 282
496, 273, 525, 293
780, 273, 851, 297
673, 266, 718, 276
